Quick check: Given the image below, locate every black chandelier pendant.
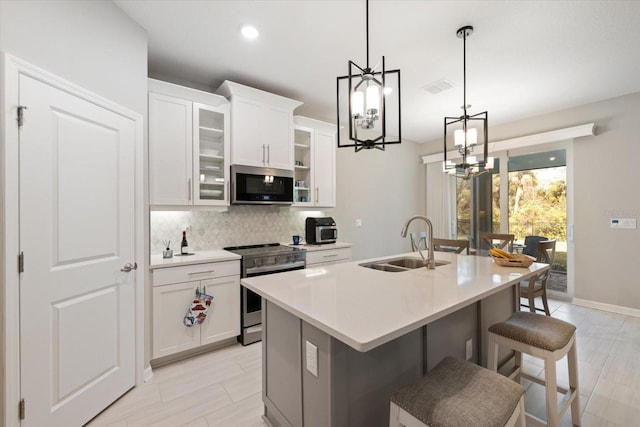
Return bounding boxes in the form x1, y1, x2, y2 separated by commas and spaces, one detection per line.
337, 0, 402, 152
443, 25, 492, 179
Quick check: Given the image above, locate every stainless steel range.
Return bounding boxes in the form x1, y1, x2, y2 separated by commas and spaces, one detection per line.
223, 243, 306, 345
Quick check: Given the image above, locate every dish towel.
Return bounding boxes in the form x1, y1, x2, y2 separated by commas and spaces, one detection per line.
183, 291, 213, 327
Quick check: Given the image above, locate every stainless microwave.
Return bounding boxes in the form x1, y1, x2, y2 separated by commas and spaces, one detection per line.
231, 165, 294, 205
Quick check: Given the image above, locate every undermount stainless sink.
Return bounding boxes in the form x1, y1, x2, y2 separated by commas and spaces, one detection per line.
366, 264, 408, 272
359, 257, 450, 272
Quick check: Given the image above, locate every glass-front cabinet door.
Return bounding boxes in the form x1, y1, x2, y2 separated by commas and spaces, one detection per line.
294, 127, 313, 206
193, 102, 230, 206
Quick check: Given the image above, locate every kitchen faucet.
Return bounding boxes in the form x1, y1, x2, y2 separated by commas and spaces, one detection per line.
400, 215, 435, 269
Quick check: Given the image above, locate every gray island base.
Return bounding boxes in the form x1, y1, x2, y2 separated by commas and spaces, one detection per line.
241, 251, 549, 427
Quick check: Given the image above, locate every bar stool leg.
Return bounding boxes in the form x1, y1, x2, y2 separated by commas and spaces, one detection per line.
528, 293, 537, 313
543, 355, 559, 427
541, 288, 551, 316
488, 334, 499, 371
517, 396, 526, 426
514, 350, 523, 383
568, 341, 581, 426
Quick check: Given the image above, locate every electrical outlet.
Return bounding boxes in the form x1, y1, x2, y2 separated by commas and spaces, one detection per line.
465, 338, 473, 360
355, 218, 362, 227
306, 340, 318, 377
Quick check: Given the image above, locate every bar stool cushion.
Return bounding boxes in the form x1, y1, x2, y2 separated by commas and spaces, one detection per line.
488, 312, 576, 351
390, 356, 524, 427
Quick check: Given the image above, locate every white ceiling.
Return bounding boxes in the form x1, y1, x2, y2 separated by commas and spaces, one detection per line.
115, 0, 640, 145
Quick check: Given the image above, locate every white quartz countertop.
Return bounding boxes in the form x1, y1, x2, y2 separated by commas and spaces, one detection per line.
242, 251, 549, 352
150, 250, 240, 269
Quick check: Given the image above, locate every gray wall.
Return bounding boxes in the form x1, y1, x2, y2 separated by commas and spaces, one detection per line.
0, 0, 148, 415
332, 141, 426, 261
420, 92, 640, 310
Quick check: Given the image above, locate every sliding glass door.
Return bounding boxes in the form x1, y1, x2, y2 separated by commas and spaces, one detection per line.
507, 149, 567, 293
455, 144, 570, 294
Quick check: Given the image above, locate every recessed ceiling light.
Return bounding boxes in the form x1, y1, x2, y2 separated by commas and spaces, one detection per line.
549, 156, 556, 161
241, 25, 259, 40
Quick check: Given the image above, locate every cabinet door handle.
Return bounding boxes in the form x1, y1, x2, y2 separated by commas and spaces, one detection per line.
262, 144, 266, 164
315, 187, 319, 204
188, 178, 192, 201
188, 270, 215, 276
267, 144, 270, 164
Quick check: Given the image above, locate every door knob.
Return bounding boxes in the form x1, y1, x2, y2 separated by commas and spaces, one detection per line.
121, 262, 138, 272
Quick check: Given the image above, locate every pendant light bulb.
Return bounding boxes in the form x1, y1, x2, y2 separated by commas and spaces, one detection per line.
366, 85, 380, 111
486, 157, 494, 170
454, 129, 465, 147
467, 128, 478, 146
351, 90, 364, 117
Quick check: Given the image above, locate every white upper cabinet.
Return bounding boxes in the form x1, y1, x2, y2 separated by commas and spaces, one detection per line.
217, 80, 302, 170
293, 116, 337, 207
149, 92, 193, 205
149, 79, 230, 207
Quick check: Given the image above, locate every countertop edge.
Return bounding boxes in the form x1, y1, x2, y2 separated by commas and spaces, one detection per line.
150, 250, 241, 269
242, 253, 549, 352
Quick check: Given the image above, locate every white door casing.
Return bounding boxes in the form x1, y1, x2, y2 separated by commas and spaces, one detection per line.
2, 54, 142, 427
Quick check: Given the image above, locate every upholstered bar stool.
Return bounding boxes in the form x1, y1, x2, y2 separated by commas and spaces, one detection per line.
390, 356, 526, 427
488, 312, 580, 427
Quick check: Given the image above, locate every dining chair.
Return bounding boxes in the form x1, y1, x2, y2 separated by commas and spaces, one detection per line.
478, 232, 515, 255
433, 238, 470, 254
520, 239, 556, 316
522, 235, 548, 257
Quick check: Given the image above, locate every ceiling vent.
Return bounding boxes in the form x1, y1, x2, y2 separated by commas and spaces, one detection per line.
423, 79, 454, 95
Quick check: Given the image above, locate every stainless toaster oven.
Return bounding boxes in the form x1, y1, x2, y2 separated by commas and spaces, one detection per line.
305, 217, 337, 244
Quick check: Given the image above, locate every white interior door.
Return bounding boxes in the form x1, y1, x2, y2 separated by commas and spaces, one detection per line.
19, 73, 136, 426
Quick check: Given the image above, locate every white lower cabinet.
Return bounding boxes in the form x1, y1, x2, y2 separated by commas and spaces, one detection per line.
306, 247, 352, 267
152, 261, 240, 359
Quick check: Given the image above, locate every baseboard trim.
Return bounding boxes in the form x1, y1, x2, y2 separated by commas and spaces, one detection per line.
572, 298, 640, 318
143, 365, 154, 382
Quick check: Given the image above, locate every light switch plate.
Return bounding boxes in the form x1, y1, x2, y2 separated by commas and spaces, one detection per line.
305, 340, 318, 377
610, 218, 636, 229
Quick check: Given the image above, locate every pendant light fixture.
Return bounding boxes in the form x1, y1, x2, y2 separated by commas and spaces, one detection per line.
336, 0, 401, 152
443, 26, 493, 179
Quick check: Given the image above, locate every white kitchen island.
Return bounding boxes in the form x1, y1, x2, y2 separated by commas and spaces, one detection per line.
242, 251, 549, 427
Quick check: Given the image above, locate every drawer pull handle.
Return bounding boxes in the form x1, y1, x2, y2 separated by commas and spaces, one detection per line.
323, 254, 338, 258
188, 270, 215, 275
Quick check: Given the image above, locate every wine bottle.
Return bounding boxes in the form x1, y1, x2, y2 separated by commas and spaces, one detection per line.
181, 230, 189, 254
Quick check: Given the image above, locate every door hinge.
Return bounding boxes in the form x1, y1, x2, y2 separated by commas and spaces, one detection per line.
19, 398, 25, 420
18, 252, 24, 273
17, 105, 27, 127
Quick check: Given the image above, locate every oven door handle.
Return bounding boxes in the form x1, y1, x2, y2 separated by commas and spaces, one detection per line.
245, 260, 306, 276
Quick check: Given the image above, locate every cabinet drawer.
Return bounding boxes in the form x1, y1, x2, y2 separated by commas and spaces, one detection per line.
153, 260, 240, 286
306, 248, 351, 266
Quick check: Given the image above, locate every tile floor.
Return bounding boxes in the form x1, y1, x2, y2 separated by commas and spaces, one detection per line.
87, 299, 639, 426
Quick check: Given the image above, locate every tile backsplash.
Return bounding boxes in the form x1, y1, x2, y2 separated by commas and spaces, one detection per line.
150, 206, 327, 254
